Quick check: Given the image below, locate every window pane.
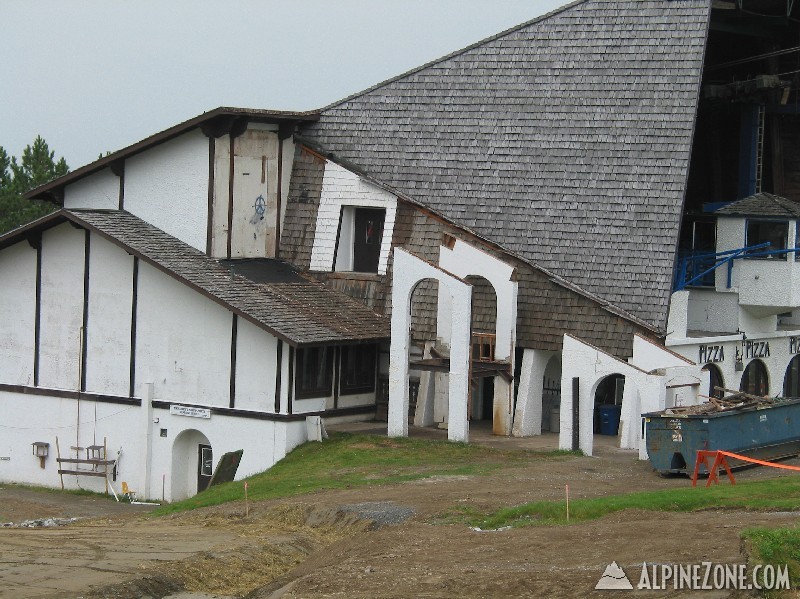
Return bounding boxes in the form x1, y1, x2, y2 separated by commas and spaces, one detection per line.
747, 220, 788, 258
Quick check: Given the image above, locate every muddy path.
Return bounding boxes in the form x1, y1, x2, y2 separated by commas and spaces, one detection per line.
1, 442, 798, 598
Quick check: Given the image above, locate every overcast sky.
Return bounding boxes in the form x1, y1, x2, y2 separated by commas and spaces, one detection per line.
1, 1, 567, 170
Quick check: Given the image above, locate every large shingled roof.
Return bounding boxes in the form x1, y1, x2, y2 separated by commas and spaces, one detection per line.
299, 0, 711, 330
0, 210, 389, 346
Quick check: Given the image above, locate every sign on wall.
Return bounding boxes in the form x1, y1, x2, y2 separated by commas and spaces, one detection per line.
699, 345, 725, 363
169, 405, 211, 419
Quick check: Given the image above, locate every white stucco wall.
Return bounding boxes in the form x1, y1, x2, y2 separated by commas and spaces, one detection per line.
0, 387, 311, 501
630, 335, 693, 371
38, 225, 85, 390
309, 161, 397, 274
125, 129, 209, 251
0, 390, 141, 493
135, 262, 231, 405
234, 318, 278, 411
0, 241, 36, 385
84, 233, 134, 396
63, 167, 119, 210
685, 288, 740, 334
668, 330, 800, 398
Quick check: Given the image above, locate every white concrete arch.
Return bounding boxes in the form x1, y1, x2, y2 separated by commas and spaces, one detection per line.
389, 248, 472, 442
170, 428, 211, 501
439, 238, 518, 435
559, 334, 704, 458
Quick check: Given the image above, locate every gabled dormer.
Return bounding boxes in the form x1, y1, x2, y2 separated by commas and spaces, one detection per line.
25, 108, 319, 258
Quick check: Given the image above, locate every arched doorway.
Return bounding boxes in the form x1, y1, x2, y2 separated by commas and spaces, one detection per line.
465, 275, 498, 423
594, 374, 624, 435
703, 363, 724, 398
171, 429, 212, 501
784, 356, 800, 398
740, 360, 769, 396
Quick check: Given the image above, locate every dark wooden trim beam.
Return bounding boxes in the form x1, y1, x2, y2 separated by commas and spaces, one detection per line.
33, 243, 42, 386
571, 377, 580, 451
129, 257, 139, 398
150, 399, 373, 422
0, 383, 141, 406
229, 314, 238, 409
274, 340, 283, 413
117, 165, 125, 211
80, 230, 90, 392
206, 136, 215, 255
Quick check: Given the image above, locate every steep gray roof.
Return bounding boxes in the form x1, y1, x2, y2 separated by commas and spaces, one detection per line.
0, 209, 388, 346
300, 0, 711, 330
716, 193, 800, 218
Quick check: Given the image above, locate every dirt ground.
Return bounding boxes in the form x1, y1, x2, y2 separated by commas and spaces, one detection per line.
2, 428, 799, 599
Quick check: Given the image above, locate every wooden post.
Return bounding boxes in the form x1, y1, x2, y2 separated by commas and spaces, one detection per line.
56, 436, 64, 490
103, 437, 108, 495
571, 377, 580, 451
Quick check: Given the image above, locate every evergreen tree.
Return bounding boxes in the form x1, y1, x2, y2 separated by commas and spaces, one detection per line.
0, 136, 68, 234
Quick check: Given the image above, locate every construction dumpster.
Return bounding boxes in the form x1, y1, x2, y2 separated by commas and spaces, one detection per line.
644, 397, 800, 474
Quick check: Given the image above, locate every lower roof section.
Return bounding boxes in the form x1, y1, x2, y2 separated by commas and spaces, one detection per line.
0, 209, 389, 346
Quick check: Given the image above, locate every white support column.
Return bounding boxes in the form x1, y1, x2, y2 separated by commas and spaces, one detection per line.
388, 296, 411, 438
493, 377, 513, 436
512, 349, 555, 437
448, 287, 472, 443
140, 382, 154, 499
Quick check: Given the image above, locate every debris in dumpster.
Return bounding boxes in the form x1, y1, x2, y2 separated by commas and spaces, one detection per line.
663, 387, 784, 416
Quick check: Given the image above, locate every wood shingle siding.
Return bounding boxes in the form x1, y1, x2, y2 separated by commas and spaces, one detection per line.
280, 146, 325, 269
299, 0, 711, 331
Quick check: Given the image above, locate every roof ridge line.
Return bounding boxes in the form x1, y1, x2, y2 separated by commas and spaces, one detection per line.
319, 0, 587, 112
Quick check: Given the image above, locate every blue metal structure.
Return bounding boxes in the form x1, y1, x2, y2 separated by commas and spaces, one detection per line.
673, 242, 800, 291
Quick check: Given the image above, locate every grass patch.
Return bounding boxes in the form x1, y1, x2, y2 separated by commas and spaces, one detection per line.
742, 525, 800, 594
0, 482, 110, 499
154, 432, 577, 516
456, 477, 800, 529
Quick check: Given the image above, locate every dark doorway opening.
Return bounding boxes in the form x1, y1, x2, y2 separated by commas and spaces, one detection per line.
353, 208, 385, 273
197, 444, 213, 493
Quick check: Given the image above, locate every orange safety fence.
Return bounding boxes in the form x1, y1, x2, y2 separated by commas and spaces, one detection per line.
691, 449, 800, 487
